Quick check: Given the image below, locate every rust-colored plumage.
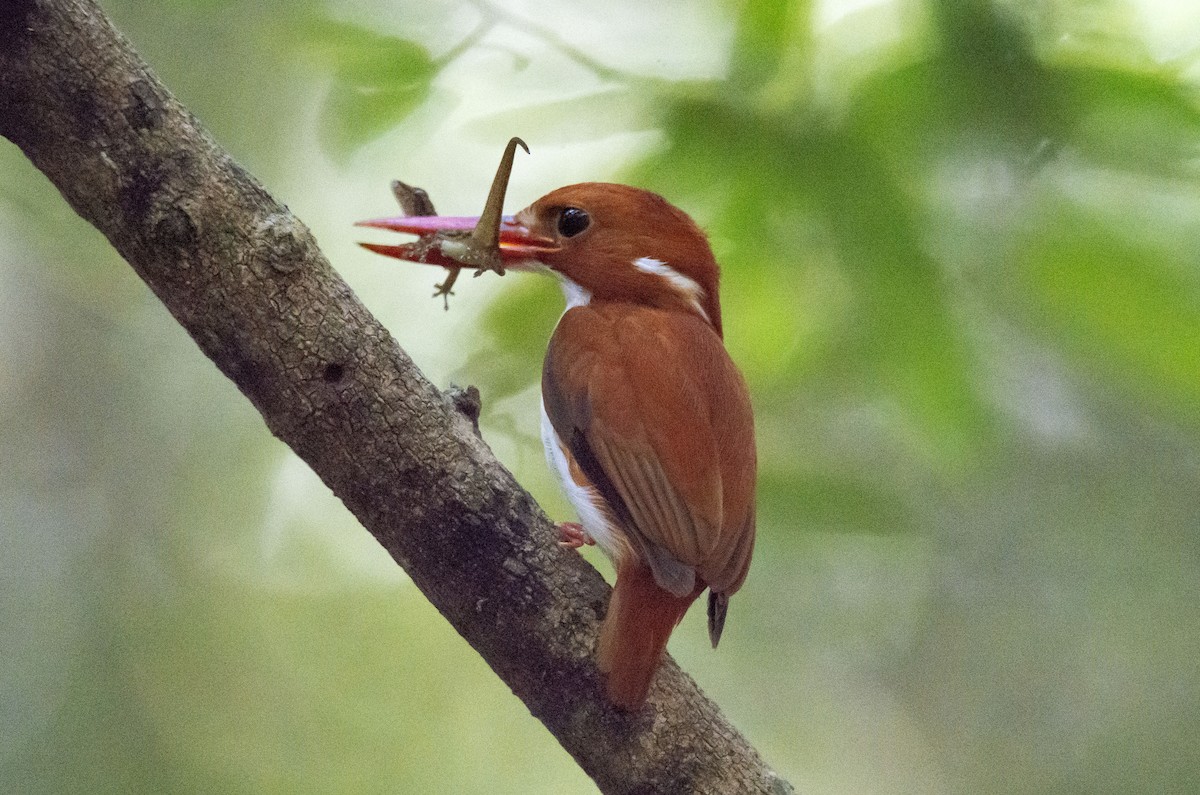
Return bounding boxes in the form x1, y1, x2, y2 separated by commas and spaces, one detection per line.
518, 184, 756, 708
360, 181, 756, 709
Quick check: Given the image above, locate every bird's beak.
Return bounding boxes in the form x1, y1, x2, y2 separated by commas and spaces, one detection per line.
355, 215, 558, 269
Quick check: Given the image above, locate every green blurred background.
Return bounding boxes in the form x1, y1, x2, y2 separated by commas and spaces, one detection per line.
3, 0, 1199, 792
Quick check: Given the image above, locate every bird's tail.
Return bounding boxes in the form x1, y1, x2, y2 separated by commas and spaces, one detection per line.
596, 560, 700, 710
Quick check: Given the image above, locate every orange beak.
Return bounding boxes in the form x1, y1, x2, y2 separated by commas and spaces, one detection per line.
355, 215, 558, 270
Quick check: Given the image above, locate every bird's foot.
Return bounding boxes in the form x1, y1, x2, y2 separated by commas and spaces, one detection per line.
556, 522, 595, 549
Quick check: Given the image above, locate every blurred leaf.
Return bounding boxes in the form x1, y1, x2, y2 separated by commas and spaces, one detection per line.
930, 0, 1048, 121
1022, 228, 1200, 422
292, 16, 436, 87
319, 81, 432, 162
467, 278, 561, 403
290, 16, 439, 160
1056, 66, 1200, 177
728, 0, 812, 95
719, 259, 837, 386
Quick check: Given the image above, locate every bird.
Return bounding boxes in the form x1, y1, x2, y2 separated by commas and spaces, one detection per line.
359, 182, 756, 709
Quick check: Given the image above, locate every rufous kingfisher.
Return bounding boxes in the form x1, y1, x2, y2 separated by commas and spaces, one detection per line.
358, 147, 756, 710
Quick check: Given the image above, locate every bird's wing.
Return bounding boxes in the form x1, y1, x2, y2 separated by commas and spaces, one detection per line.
542, 306, 745, 597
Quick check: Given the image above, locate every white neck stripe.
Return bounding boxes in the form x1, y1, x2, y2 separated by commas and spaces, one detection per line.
632, 256, 710, 324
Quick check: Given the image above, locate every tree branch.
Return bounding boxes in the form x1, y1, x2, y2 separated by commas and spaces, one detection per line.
0, 1, 792, 792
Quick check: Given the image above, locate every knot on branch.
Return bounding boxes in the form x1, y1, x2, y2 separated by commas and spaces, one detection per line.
151, 204, 198, 263
446, 383, 482, 437
249, 213, 316, 275
124, 79, 165, 131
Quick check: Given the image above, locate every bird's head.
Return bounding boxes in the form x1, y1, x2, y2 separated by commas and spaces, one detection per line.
359, 182, 723, 335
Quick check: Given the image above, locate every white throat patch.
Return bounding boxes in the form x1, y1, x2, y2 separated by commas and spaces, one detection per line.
559, 277, 591, 309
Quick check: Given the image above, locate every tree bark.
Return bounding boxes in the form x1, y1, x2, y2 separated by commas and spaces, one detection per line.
0, 1, 793, 792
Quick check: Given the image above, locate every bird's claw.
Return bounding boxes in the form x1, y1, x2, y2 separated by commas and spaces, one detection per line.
556, 522, 595, 549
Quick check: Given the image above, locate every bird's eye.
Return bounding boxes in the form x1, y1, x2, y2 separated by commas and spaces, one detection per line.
557, 207, 591, 238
